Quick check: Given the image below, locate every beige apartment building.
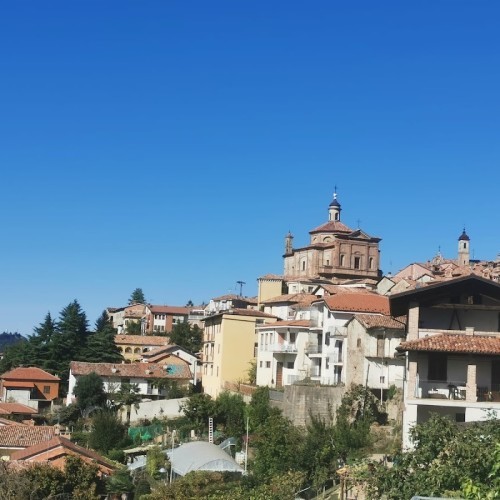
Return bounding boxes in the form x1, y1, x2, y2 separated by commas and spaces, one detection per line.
201, 309, 277, 398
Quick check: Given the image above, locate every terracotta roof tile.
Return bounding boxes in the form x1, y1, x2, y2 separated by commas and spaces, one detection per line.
352, 314, 406, 330
11, 435, 115, 469
0, 417, 26, 426
322, 294, 390, 314
257, 319, 310, 329
0, 403, 38, 416
149, 305, 190, 315
114, 335, 170, 346
1, 367, 60, 382
398, 333, 500, 355
259, 274, 283, 280
70, 361, 191, 380
0, 426, 56, 448
309, 221, 353, 234
261, 293, 316, 305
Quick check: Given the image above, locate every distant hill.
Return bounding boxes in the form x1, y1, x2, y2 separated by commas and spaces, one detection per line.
0, 332, 26, 352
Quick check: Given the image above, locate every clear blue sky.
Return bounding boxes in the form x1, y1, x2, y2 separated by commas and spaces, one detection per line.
1, 1, 499, 336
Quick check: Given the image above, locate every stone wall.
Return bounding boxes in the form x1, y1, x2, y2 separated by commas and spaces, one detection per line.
278, 384, 347, 427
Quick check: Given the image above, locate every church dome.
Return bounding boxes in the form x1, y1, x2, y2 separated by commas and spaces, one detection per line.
458, 229, 470, 241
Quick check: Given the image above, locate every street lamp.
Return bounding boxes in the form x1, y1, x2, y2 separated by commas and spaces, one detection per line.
169, 430, 176, 483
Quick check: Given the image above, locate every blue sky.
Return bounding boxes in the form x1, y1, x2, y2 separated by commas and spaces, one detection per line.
1, 1, 499, 336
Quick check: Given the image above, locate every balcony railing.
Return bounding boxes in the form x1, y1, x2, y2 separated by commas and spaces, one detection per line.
477, 384, 500, 402
268, 343, 298, 353
416, 379, 467, 400
305, 344, 322, 354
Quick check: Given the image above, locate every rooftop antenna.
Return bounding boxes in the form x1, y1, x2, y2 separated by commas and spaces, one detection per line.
236, 281, 246, 297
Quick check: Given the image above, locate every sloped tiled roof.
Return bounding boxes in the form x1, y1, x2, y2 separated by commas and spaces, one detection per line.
322, 293, 390, 314
353, 314, 406, 330
257, 319, 310, 329
149, 305, 190, 315
10, 435, 115, 470
70, 361, 191, 380
398, 333, 500, 355
0, 403, 38, 416
114, 335, 170, 346
1, 367, 60, 382
211, 294, 247, 301
0, 426, 56, 448
309, 221, 353, 234
0, 417, 26, 426
259, 274, 283, 280
261, 293, 316, 305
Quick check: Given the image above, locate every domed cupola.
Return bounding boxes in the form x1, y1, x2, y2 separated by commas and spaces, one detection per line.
328, 190, 342, 221
458, 228, 470, 266
458, 228, 470, 241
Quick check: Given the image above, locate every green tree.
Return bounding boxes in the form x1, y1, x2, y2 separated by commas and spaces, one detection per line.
214, 392, 246, 440
146, 445, 169, 480
106, 468, 135, 498
51, 300, 90, 386
180, 393, 216, 434
113, 383, 142, 425
125, 320, 143, 335
252, 411, 304, 481
84, 311, 123, 363
63, 455, 104, 499
73, 372, 107, 416
88, 410, 128, 454
247, 386, 274, 432
247, 359, 256, 385
169, 321, 203, 353
129, 288, 146, 304
361, 415, 500, 499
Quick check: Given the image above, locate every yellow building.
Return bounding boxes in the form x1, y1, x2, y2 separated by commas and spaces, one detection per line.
114, 335, 170, 363
201, 309, 277, 398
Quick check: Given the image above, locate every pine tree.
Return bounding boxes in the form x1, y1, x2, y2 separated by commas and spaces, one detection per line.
128, 288, 145, 305
83, 311, 123, 363
50, 300, 89, 386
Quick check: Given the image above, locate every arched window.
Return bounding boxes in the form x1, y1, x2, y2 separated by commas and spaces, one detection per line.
134, 347, 141, 354
125, 347, 132, 353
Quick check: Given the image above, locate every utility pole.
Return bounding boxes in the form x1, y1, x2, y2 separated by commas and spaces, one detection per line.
236, 280, 246, 297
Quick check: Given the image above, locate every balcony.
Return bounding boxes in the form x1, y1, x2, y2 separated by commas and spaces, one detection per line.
415, 379, 467, 400
268, 343, 298, 353
305, 344, 322, 355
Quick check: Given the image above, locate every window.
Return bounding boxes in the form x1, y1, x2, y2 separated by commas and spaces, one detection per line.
354, 256, 361, 269
357, 338, 361, 348
43, 385, 50, 394
428, 352, 447, 381
377, 335, 385, 357
369, 257, 374, 269
259, 361, 263, 368
266, 361, 271, 368
380, 376, 385, 384
287, 362, 294, 369
340, 254, 345, 266
254, 342, 258, 357
302, 260, 306, 271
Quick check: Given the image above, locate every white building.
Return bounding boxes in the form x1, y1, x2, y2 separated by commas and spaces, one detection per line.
389, 275, 500, 449
66, 361, 192, 406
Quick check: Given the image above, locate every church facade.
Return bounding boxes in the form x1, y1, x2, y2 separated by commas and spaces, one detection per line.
283, 193, 381, 281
